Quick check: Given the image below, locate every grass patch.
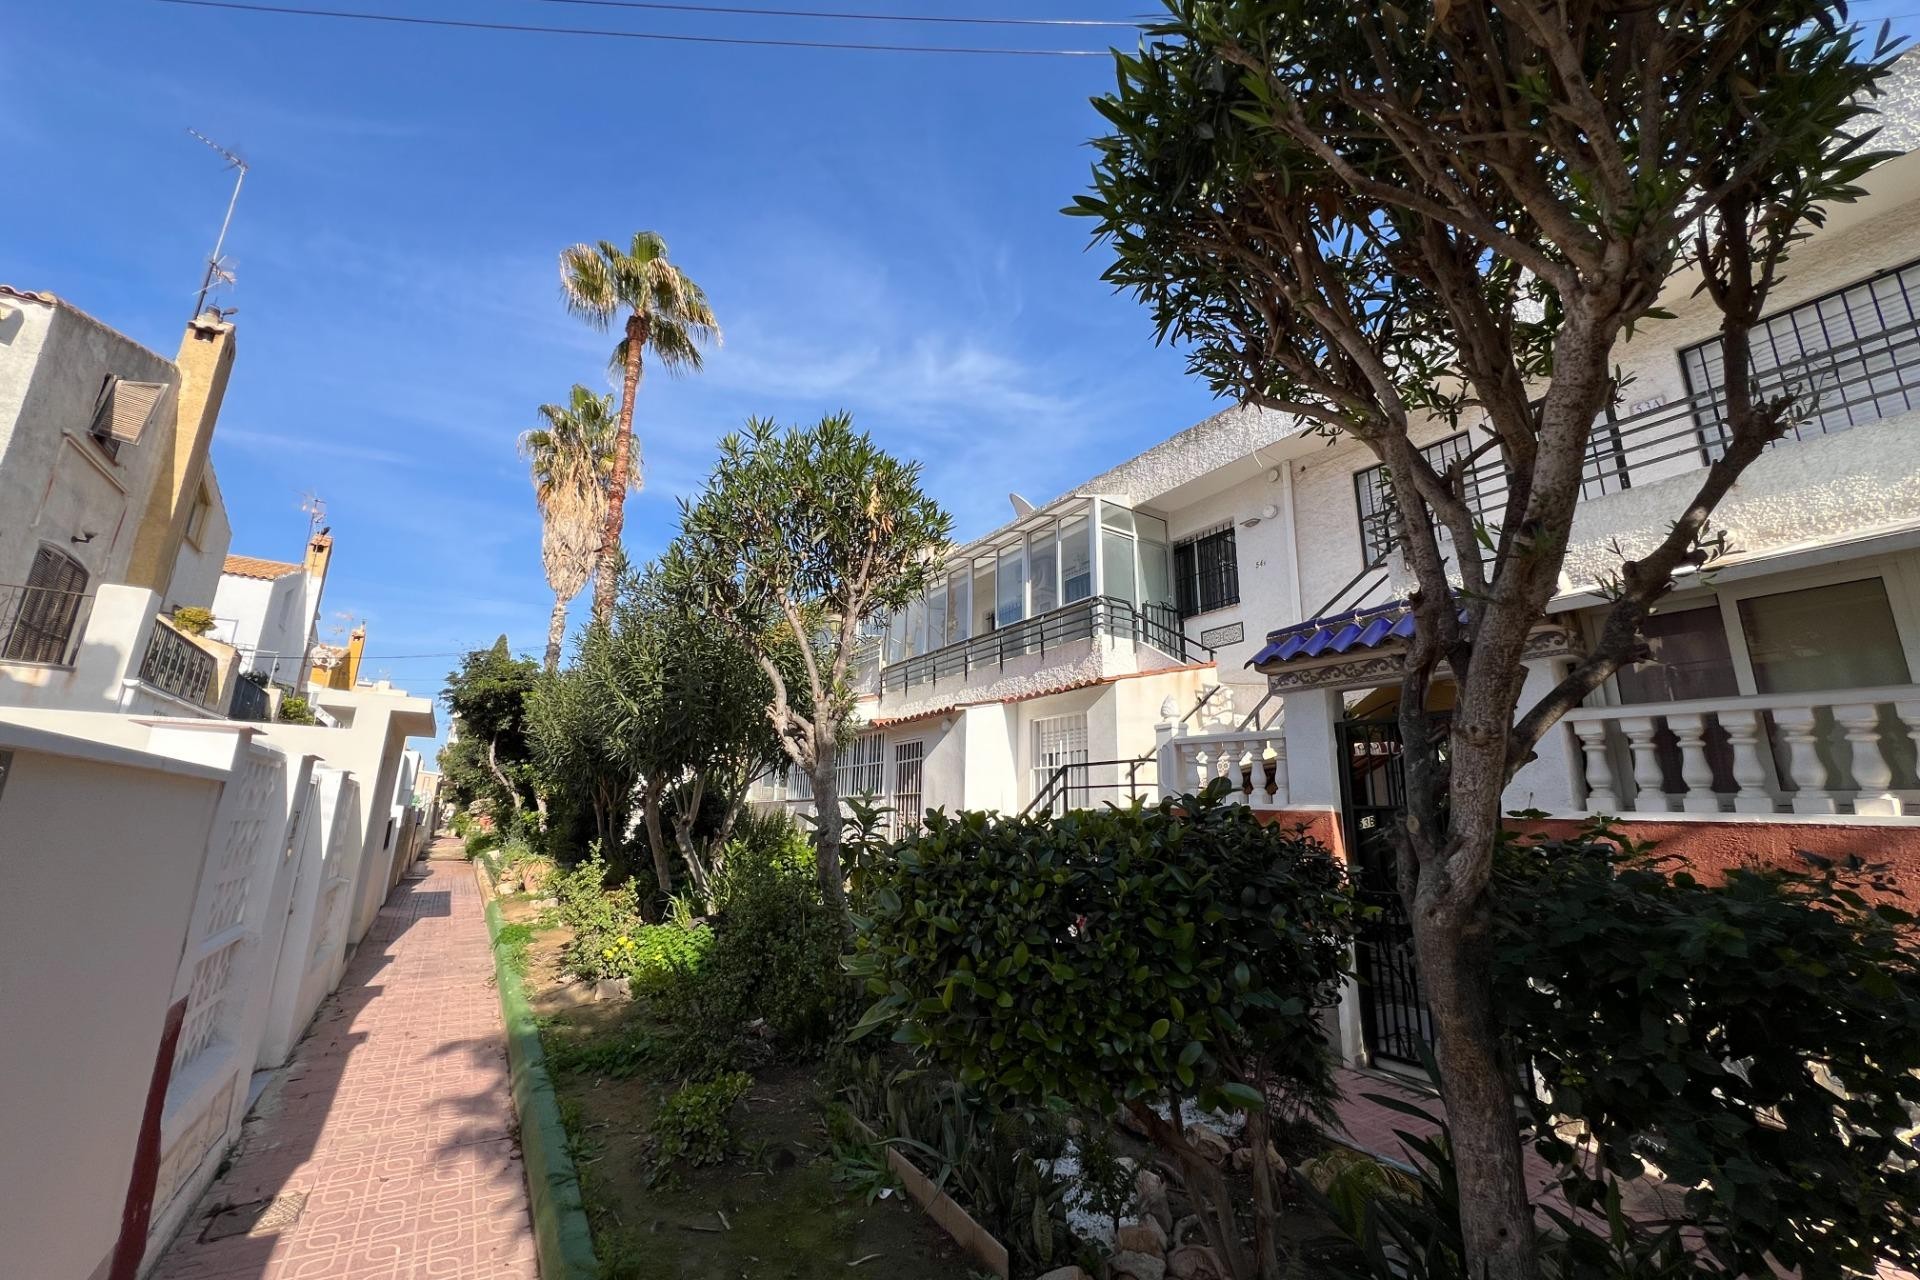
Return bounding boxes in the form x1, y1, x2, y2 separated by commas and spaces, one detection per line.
496, 921, 535, 977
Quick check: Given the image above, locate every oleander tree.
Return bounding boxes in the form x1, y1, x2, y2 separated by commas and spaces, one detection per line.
1072, 4, 1897, 1275
664, 413, 951, 912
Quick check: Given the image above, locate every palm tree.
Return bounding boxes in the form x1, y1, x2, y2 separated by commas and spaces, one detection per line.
559, 232, 720, 623
520, 386, 619, 671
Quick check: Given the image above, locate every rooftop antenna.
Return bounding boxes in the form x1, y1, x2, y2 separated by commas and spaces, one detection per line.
188, 129, 248, 320
300, 492, 328, 541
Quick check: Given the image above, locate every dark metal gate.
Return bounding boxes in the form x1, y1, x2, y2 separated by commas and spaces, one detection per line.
1336, 717, 1435, 1067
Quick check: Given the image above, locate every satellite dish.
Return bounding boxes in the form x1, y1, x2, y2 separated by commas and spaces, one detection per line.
1009, 493, 1036, 517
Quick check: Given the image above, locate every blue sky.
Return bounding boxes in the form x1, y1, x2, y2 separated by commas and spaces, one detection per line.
8, 0, 1920, 746
2, 1, 1224, 739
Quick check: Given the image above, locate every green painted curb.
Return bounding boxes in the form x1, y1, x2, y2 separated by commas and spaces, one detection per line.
486, 897, 600, 1280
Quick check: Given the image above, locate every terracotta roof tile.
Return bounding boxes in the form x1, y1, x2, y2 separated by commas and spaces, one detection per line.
223, 554, 303, 581
0, 285, 57, 305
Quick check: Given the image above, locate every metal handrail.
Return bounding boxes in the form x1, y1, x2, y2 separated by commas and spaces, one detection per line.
0, 583, 93, 667
877, 595, 1214, 698
1362, 313, 1920, 557
1022, 754, 1157, 817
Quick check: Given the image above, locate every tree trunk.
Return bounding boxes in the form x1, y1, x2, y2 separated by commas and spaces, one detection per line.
1407, 757, 1539, 1280
544, 593, 568, 672
639, 777, 674, 896
807, 753, 847, 913
594, 312, 647, 624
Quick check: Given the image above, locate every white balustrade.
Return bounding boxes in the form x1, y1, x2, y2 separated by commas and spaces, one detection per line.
1564, 685, 1920, 818
1156, 717, 1290, 809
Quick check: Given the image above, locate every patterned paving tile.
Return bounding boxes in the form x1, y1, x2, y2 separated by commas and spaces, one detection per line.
153, 849, 537, 1280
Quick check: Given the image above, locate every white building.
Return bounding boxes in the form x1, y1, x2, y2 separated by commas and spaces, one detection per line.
759, 85, 1920, 1073
210, 529, 335, 688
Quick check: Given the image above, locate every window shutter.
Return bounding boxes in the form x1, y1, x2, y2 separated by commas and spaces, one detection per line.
92, 379, 167, 444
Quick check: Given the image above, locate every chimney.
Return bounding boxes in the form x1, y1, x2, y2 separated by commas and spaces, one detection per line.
322, 624, 367, 691
304, 530, 333, 580
125, 313, 237, 593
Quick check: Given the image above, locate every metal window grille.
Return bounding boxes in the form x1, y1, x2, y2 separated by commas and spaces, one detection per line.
1683, 255, 1920, 453
141, 620, 218, 705
1173, 525, 1240, 619
892, 741, 924, 835
1031, 714, 1090, 814
1353, 433, 1474, 568
835, 731, 885, 799
2, 547, 89, 664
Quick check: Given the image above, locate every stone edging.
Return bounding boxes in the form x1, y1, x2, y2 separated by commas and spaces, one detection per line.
846, 1114, 1010, 1279
478, 868, 599, 1280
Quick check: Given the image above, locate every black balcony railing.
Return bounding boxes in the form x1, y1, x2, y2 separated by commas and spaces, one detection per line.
140, 620, 218, 706
877, 595, 1212, 698
1369, 314, 1920, 556
229, 676, 272, 722
0, 583, 92, 666
1023, 754, 1158, 817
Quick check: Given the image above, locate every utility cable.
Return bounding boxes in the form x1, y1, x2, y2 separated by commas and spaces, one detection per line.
521, 0, 1143, 28
152, 0, 1116, 56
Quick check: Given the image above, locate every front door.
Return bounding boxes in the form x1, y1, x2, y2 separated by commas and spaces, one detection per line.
1336, 716, 1434, 1067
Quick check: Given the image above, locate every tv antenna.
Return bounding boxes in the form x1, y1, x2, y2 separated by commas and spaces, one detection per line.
188, 129, 249, 319
300, 492, 328, 541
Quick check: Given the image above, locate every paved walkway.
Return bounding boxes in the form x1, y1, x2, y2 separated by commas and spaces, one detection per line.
154, 848, 538, 1280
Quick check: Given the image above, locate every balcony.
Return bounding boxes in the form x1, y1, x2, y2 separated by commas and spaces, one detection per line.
1565, 685, 1920, 817
139, 617, 222, 709
1366, 314, 1920, 555
877, 595, 1210, 700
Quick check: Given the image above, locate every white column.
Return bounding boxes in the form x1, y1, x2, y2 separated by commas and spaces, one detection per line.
1773, 706, 1840, 814
1669, 712, 1721, 814
1722, 710, 1776, 814
1618, 715, 1667, 813
1835, 702, 1897, 816
1895, 698, 1920, 816
1571, 719, 1619, 813
1504, 656, 1580, 813
1279, 685, 1343, 809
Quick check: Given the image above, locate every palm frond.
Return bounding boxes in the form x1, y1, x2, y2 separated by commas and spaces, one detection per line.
558, 243, 618, 327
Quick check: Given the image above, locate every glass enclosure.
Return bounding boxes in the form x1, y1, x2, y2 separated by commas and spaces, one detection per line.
877, 497, 1176, 668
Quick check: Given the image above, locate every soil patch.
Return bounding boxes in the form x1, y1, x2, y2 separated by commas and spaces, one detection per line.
520, 916, 975, 1280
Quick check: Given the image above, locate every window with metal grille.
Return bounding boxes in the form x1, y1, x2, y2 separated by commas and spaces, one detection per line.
1031, 713, 1089, 813
3, 545, 89, 664
1353, 433, 1474, 568
1682, 255, 1920, 452
1172, 525, 1240, 619
892, 741, 924, 835
834, 731, 885, 799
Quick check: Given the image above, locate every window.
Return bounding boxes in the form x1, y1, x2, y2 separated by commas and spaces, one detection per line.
1683, 256, 1920, 452
1738, 578, 1910, 694
86, 375, 166, 462
1353, 433, 1474, 568
185, 484, 213, 547
1173, 525, 1240, 618
892, 740, 924, 835
1614, 607, 1739, 705
3, 545, 89, 664
996, 543, 1026, 626
1060, 516, 1092, 602
1030, 527, 1059, 615
835, 731, 885, 799
1031, 713, 1089, 814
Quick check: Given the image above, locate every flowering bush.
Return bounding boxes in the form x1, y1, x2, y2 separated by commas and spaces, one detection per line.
553, 852, 644, 981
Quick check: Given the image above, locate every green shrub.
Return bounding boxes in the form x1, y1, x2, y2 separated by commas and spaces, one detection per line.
648, 1071, 752, 1181
619, 900, 714, 996
653, 810, 846, 1076
170, 606, 215, 636
277, 692, 319, 725
552, 851, 644, 981
848, 783, 1356, 1278
1492, 823, 1920, 1279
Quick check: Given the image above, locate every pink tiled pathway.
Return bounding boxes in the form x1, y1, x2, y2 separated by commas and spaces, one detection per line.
154, 848, 537, 1280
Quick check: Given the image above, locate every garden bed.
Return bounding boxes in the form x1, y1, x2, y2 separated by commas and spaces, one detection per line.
494, 892, 977, 1280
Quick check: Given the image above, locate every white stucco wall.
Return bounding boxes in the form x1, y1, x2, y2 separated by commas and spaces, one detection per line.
165, 470, 232, 614
0, 295, 181, 591
0, 720, 226, 1280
